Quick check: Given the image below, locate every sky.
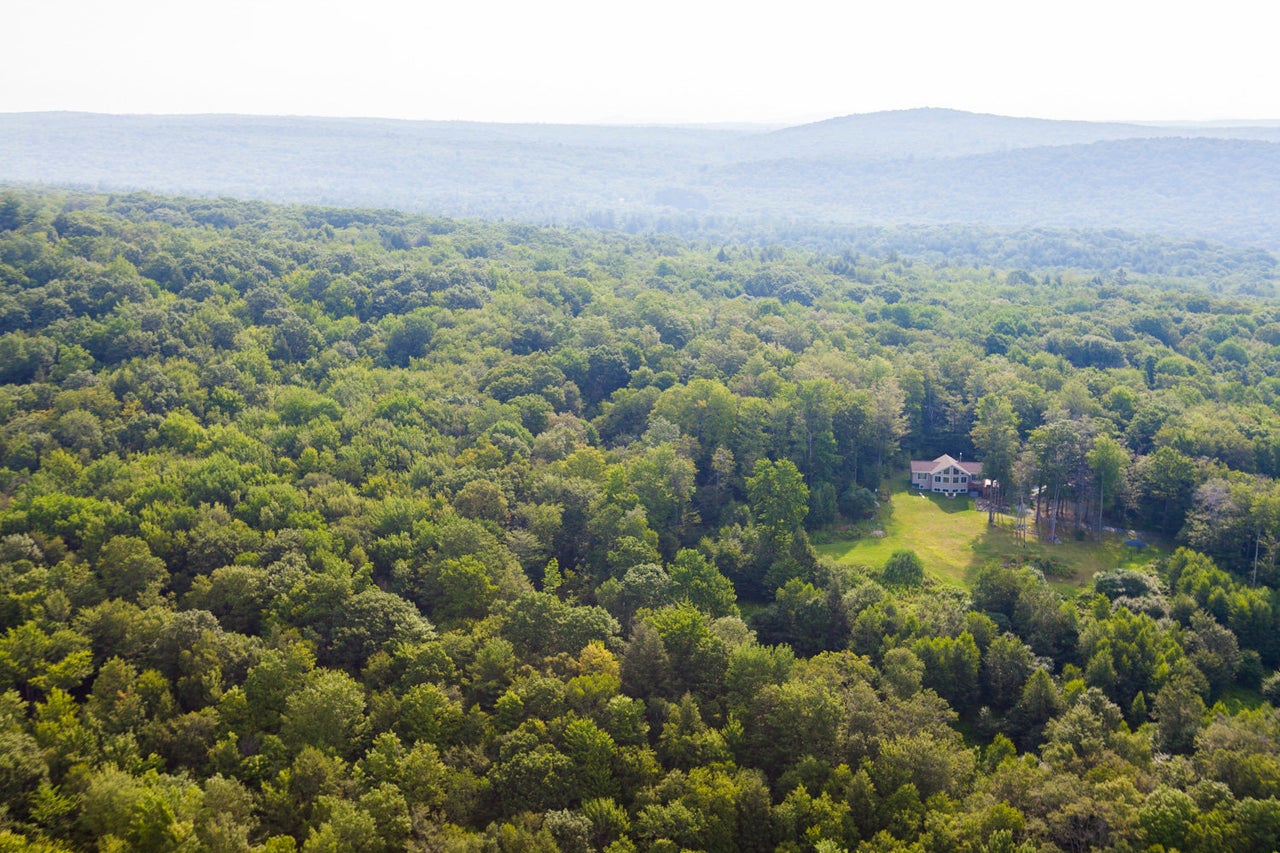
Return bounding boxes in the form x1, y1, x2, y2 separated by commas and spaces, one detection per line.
7, 0, 1280, 126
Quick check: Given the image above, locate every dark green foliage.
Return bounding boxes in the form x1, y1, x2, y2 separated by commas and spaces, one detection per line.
837, 485, 878, 520
746, 459, 809, 539
752, 579, 842, 657
882, 549, 924, 587
502, 593, 620, 662
1, 187, 1280, 850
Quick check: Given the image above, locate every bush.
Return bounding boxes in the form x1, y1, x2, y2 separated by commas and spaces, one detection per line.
1262, 670, 1280, 704
882, 550, 924, 587
839, 486, 879, 520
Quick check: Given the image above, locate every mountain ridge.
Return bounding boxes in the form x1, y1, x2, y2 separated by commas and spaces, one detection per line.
5, 109, 1280, 248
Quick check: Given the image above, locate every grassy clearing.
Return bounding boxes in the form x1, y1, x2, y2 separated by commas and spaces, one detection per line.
815, 477, 1164, 592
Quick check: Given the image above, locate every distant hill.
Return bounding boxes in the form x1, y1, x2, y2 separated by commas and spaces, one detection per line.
711, 137, 1280, 248
736, 108, 1164, 161
4, 109, 1280, 247
739, 108, 1280, 161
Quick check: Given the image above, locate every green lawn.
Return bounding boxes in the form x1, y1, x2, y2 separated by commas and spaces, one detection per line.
815, 478, 1163, 591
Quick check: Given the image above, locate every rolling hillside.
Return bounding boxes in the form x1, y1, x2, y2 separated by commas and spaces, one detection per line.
4, 109, 1280, 247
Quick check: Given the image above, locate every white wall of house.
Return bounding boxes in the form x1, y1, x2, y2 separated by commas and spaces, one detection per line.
912, 464, 974, 493
928, 465, 970, 493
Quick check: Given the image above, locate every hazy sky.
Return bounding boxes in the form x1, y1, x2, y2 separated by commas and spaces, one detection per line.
8, 0, 1278, 125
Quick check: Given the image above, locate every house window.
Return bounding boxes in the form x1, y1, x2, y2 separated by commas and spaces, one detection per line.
934, 475, 940, 482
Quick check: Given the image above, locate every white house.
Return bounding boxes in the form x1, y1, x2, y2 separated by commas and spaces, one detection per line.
910, 454, 983, 495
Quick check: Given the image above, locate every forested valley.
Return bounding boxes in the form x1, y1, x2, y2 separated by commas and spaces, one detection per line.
5, 187, 1280, 851
8, 111, 1280, 249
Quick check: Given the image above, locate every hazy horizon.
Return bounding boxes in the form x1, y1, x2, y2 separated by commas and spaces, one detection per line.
5, 106, 1280, 131
6, 0, 1277, 127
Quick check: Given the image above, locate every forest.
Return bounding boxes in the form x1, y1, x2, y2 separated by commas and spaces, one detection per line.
6, 111, 1280, 249
4, 187, 1280, 851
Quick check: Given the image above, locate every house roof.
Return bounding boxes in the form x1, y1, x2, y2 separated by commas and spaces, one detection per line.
910, 454, 983, 476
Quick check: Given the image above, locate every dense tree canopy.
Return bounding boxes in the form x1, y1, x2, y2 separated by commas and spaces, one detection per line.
2, 187, 1280, 850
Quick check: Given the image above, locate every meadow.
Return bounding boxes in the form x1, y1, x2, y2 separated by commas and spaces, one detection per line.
815, 476, 1164, 590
